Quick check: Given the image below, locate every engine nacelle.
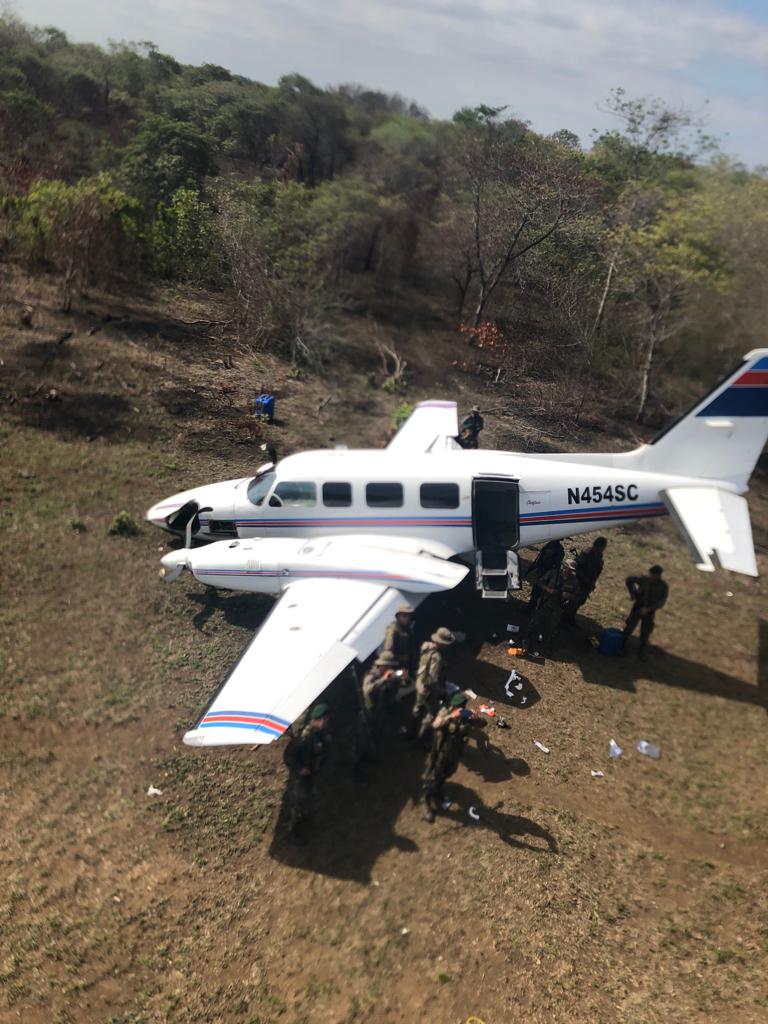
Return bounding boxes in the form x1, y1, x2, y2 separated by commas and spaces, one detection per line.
161, 537, 467, 595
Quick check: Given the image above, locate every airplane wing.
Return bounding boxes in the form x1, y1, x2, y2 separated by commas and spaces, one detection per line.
183, 579, 418, 747
387, 400, 459, 453
662, 486, 758, 577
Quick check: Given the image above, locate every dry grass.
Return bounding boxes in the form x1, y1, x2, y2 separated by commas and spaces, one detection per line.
1, 268, 767, 1024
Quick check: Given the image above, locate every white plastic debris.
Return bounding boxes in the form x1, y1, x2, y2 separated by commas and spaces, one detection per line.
464, 688, 478, 700
146, 785, 163, 796
506, 623, 520, 633
468, 806, 480, 821
637, 740, 661, 759
400, 927, 410, 936
725, 591, 734, 598
479, 704, 496, 717
504, 671, 524, 698
591, 770, 605, 778
533, 740, 549, 754
609, 738, 623, 758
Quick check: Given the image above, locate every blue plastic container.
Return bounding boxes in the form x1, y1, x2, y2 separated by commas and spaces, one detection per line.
254, 393, 276, 421
598, 627, 624, 656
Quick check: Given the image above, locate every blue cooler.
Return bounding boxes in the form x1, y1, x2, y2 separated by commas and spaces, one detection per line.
598, 627, 624, 656
254, 393, 275, 422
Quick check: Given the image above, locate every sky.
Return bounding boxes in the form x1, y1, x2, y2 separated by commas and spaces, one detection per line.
11, 0, 768, 166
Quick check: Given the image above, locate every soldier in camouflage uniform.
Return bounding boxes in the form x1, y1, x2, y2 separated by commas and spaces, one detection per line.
406, 626, 455, 745
285, 703, 330, 841
524, 538, 565, 613
529, 559, 580, 650
567, 536, 607, 624
378, 603, 416, 678
423, 691, 486, 822
458, 405, 484, 448
622, 564, 669, 658
354, 651, 403, 776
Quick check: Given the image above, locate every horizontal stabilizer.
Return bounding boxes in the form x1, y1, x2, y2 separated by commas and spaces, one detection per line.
663, 487, 758, 577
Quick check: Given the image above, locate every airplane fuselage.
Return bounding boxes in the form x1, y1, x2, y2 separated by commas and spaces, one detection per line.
147, 447, 734, 557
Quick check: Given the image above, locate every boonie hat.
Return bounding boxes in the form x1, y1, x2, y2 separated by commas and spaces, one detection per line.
449, 691, 468, 708
397, 603, 414, 615
375, 651, 399, 667
431, 627, 456, 645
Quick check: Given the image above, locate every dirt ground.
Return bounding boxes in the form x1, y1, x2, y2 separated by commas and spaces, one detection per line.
1, 269, 767, 1024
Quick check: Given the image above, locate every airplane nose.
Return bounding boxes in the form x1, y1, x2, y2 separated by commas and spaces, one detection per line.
159, 550, 189, 582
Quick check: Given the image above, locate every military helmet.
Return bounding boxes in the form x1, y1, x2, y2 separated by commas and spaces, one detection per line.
431, 627, 456, 645
310, 702, 329, 721
397, 603, 414, 615
375, 651, 399, 667
449, 691, 468, 708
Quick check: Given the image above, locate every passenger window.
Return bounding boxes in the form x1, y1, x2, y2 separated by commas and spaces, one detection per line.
420, 483, 460, 509
272, 481, 316, 507
322, 482, 352, 507
366, 482, 403, 508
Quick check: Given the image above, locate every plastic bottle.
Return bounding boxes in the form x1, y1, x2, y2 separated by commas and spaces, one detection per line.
636, 740, 661, 759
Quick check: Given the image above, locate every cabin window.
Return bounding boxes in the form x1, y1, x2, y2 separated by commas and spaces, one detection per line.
247, 470, 276, 506
420, 483, 460, 509
269, 481, 317, 508
366, 482, 403, 508
322, 482, 352, 507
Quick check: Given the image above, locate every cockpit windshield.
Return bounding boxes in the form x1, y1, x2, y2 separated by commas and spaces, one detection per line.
247, 470, 276, 506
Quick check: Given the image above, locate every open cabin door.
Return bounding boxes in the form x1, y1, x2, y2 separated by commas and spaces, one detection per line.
472, 476, 520, 598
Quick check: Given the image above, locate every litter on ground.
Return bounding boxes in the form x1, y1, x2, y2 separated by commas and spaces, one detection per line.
533, 740, 550, 754
146, 785, 163, 796
479, 704, 496, 717
637, 740, 662, 759
591, 770, 605, 778
609, 738, 623, 758
468, 806, 481, 821
506, 623, 520, 633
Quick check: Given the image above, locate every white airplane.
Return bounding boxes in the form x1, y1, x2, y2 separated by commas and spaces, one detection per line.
148, 349, 768, 748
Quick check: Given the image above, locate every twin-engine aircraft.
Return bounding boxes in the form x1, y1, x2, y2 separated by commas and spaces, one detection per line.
147, 350, 768, 748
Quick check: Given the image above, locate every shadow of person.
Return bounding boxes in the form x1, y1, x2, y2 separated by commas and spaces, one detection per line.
268, 669, 423, 882
462, 740, 528, 783
546, 620, 766, 708
441, 782, 558, 854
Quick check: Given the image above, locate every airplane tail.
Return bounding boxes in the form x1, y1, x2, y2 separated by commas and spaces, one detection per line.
640, 348, 768, 490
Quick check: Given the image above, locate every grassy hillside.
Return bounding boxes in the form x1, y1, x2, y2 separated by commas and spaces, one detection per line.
1, 271, 767, 1023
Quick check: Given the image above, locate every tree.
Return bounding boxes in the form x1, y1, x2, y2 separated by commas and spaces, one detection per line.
120, 114, 216, 209
611, 192, 726, 422
13, 173, 140, 310
447, 107, 594, 325
151, 187, 222, 284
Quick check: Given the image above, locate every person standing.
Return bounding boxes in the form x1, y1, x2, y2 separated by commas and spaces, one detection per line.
423, 691, 486, 822
524, 539, 565, 613
568, 536, 608, 623
379, 603, 416, 678
285, 703, 330, 842
622, 565, 669, 658
407, 627, 455, 745
458, 406, 484, 448
529, 559, 578, 650
354, 652, 403, 777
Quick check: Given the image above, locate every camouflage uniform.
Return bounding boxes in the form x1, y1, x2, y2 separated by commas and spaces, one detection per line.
525, 539, 565, 612
379, 619, 415, 673
568, 542, 605, 622
530, 565, 579, 648
408, 632, 453, 743
622, 572, 669, 653
354, 661, 398, 767
286, 716, 329, 830
423, 700, 486, 818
